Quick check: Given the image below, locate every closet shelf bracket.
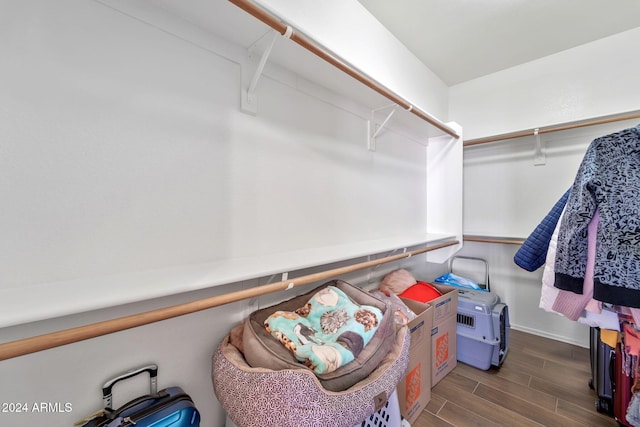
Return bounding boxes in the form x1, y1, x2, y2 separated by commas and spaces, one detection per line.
241, 29, 287, 115
533, 128, 546, 166
281, 271, 295, 290
367, 104, 398, 151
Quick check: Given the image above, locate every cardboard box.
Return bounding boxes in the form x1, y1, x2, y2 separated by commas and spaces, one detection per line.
429, 284, 459, 386
396, 299, 433, 425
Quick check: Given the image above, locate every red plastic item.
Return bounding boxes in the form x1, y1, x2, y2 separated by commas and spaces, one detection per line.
399, 281, 443, 303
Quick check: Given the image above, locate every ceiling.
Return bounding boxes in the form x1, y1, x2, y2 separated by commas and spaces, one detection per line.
357, 0, 640, 85
153, 0, 640, 86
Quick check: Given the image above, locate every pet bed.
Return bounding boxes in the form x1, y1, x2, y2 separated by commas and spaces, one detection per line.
242, 280, 397, 392
212, 321, 409, 427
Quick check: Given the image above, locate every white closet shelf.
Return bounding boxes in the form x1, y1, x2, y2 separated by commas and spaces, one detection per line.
0, 233, 456, 329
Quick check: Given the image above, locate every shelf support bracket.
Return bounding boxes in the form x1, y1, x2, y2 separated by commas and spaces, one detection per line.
241, 29, 284, 114
367, 104, 398, 151
533, 128, 546, 166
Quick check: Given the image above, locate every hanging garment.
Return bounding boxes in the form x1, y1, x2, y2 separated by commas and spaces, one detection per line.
539, 207, 620, 330
539, 208, 565, 312
552, 210, 600, 320
514, 188, 570, 272
601, 329, 619, 349
626, 321, 640, 427
555, 125, 640, 308
626, 393, 640, 427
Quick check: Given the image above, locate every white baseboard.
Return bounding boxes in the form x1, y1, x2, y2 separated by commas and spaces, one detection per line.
510, 323, 589, 349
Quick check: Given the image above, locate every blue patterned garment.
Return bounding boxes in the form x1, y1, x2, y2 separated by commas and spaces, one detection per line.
554, 125, 640, 307
514, 189, 571, 272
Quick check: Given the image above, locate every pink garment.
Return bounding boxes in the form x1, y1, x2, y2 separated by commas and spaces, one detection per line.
539, 208, 617, 330
552, 210, 600, 320
585, 297, 602, 313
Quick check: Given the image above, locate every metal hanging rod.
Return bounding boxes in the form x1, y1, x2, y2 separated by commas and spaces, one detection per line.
464, 110, 640, 147
0, 240, 458, 361
228, 0, 460, 139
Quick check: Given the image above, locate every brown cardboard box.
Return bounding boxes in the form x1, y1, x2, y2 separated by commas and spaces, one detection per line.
429, 284, 459, 386
396, 299, 433, 425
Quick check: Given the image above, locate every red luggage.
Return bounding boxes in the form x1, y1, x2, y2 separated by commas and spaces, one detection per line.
612, 316, 640, 427
614, 339, 633, 426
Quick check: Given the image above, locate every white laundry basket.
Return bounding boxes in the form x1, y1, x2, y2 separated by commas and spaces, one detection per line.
356, 388, 402, 427
225, 389, 404, 427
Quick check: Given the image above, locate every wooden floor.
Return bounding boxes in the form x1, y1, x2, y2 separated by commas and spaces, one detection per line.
412, 329, 619, 427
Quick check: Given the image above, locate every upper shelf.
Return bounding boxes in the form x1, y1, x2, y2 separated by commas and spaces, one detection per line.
0, 233, 457, 329
230, 0, 459, 140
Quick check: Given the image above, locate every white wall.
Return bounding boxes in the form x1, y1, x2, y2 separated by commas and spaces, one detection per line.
457, 117, 640, 348
0, 1, 452, 426
450, 27, 640, 141
254, 0, 450, 120
448, 25, 640, 347
0, 0, 451, 328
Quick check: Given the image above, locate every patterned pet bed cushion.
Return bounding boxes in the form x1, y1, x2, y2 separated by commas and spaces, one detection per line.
264, 285, 383, 374
213, 322, 409, 427
243, 280, 397, 392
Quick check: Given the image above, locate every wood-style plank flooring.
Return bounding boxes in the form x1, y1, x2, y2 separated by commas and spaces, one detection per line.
412, 329, 619, 427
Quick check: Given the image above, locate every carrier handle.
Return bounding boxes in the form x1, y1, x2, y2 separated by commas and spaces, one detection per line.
102, 364, 158, 409
448, 256, 490, 292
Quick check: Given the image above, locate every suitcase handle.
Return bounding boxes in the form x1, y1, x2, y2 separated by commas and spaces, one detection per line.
448, 256, 490, 292
102, 364, 158, 409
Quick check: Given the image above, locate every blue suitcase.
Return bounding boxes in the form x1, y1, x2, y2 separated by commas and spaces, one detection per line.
79, 364, 200, 427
